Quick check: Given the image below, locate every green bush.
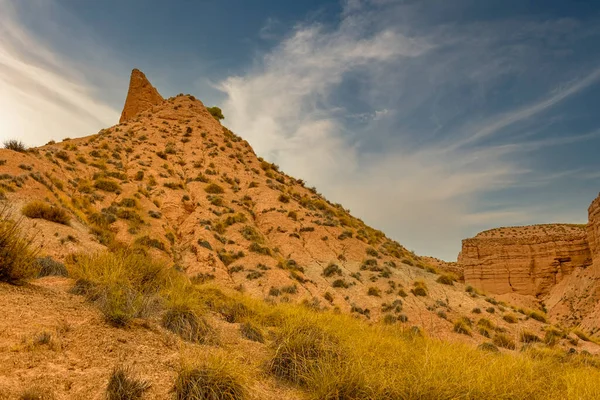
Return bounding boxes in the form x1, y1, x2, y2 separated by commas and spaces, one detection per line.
207, 106, 225, 120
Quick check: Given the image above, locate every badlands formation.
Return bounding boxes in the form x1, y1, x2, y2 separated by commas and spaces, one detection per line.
459, 194, 600, 331
2, 68, 600, 398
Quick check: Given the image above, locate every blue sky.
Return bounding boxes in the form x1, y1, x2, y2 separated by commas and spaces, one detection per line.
2, 0, 600, 260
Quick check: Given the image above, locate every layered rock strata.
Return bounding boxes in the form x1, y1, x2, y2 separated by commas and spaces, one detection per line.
459, 224, 591, 296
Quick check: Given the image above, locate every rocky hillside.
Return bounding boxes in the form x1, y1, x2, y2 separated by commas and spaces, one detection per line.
0, 69, 589, 347
3, 68, 600, 399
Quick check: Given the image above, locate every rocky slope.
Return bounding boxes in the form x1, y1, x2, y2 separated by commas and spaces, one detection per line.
589, 194, 600, 260
0, 69, 580, 346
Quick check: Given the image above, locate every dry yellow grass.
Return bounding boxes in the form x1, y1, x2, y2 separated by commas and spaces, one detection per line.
41, 249, 600, 399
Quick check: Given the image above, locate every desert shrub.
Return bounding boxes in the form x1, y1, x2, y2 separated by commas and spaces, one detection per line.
281, 284, 298, 294
22, 201, 70, 225
0, 210, 37, 284
572, 329, 591, 342
543, 327, 566, 347
278, 194, 290, 203
410, 280, 428, 296
218, 249, 245, 266
240, 321, 265, 343
4, 139, 27, 152
245, 270, 263, 280
205, 183, 225, 194
322, 262, 342, 277
477, 342, 500, 353
106, 365, 150, 400
520, 330, 541, 343
67, 251, 170, 327
503, 314, 518, 324
174, 357, 247, 400
162, 305, 214, 343
529, 310, 548, 323
332, 279, 349, 288
367, 287, 381, 297
55, 150, 69, 161
472, 307, 481, 314
269, 287, 281, 297
207, 106, 225, 120
94, 178, 121, 193
248, 242, 272, 256
493, 333, 516, 350
135, 235, 166, 251
269, 323, 342, 385
117, 198, 138, 208
239, 226, 262, 243
19, 388, 52, 400
35, 256, 68, 278
436, 273, 455, 285
453, 317, 472, 336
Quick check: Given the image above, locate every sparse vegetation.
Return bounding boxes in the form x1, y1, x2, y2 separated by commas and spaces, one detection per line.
35, 256, 68, 277
410, 280, 428, 296
22, 201, 70, 225
493, 332, 516, 350
436, 273, 455, 285
174, 356, 247, 400
106, 365, 150, 400
205, 183, 225, 194
453, 317, 472, 336
162, 305, 214, 343
94, 178, 121, 193
4, 139, 27, 152
0, 208, 36, 284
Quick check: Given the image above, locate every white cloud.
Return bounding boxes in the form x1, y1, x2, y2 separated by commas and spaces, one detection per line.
219, 1, 600, 260
0, 0, 119, 147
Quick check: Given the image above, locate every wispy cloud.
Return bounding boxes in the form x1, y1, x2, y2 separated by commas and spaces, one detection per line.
219, 0, 600, 259
0, 0, 119, 146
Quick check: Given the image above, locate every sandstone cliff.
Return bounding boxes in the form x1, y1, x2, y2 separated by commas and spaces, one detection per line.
119, 68, 164, 123
459, 224, 591, 296
588, 193, 600, 260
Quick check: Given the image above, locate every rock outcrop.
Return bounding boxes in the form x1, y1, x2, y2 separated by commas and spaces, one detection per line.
119, 69, 164, 123
459, 224, 591, 296
588, 193, 600, 260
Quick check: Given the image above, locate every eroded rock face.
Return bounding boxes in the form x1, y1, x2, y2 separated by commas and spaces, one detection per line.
588, 193, 600, 260
119, 69, 164, 123
459, 225, 591, 296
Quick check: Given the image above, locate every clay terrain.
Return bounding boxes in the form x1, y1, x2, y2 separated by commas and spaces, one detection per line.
459, 195, 600, 334
2, 69, 600, 399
